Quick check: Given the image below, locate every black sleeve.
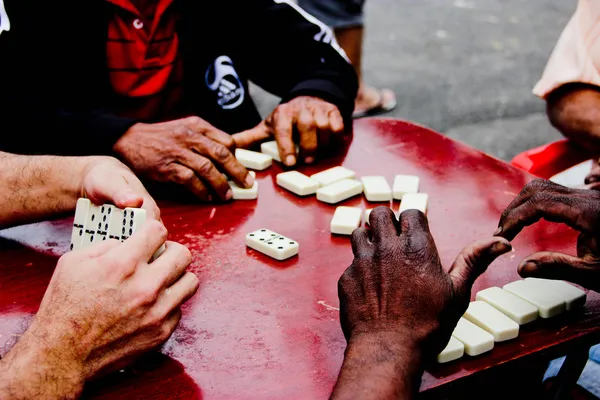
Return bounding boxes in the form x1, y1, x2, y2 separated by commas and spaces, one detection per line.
0, 0, 136, 156
236, 0, 359, 121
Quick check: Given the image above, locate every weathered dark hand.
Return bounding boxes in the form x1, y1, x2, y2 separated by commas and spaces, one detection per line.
340, 207, 511, 358
496, 179, 600, 292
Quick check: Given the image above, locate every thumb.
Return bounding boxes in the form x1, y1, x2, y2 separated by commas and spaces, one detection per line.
87, 173, 144, 210
449, 237, 512, 296
232, 122, 271, 149
518, 251, 598, 290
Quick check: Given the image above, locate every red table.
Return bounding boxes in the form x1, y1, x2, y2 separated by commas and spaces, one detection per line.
0, 119, 598, 399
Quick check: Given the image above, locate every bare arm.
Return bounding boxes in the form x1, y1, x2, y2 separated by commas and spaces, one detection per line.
547, 83, 600, 152
0, 152, 159, 228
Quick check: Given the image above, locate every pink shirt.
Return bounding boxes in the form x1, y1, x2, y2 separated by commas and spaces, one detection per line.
534, 0, 600, 98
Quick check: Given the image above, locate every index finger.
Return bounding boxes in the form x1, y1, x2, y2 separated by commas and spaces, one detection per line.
369, 207, 399, 243
270, 109, 297, 166
108, 220, 168, 265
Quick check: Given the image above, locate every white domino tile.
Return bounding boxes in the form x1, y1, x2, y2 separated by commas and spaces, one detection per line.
235, 148, 272, 171
82, 204, 101, 249
437, 337, 465, 364
108, 207, 125, 241
525, 278, 586, 311
452, 318, 495, 356
246, 229, 299, 261
276, 171, 319, 196
476, 287, 538, 325
316, 179, 363, 204
121, 207, 147, 242
70, 198, 91, 251
463, 301, 519, 342
94, 204, 114, 243
393, 175, 420, 200
331, 207, 362, 235
311, 166, 356, 187
228, 171, 258, 200
398, 193, 428, 214
260, 141, 298, 163
361, 176, 392, 202
503, 280, 566, 318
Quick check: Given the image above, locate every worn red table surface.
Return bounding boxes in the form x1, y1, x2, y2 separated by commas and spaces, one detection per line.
1, 119, 599, 399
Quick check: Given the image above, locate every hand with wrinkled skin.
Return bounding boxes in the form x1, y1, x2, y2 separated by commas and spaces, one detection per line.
496, 179, 600, 292
0, 222, 199, 399
232, 96, 344, 166
114, 117, 254, 202
332, 207, 511, 400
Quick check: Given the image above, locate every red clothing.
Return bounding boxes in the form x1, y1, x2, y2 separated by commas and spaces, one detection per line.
106, 0, 184, 120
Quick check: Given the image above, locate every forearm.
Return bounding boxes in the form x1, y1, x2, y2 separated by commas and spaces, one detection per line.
547, 84, 600, 152
0, 153, 100, 228
0, 327, 84, 400
331, 332, 424, 400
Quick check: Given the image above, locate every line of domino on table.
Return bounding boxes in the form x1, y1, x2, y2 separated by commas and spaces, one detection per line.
238, 142, 426, 260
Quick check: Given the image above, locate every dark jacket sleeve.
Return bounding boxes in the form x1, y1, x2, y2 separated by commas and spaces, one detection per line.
0, 0, 137, 156
236, 0, 359, 121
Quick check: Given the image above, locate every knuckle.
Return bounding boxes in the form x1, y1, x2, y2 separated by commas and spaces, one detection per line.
135, 283, 160, 306
184, 116, 203, 126
211, 144, 232, 163
176, 168, 195, 182
195, 158, 216, 176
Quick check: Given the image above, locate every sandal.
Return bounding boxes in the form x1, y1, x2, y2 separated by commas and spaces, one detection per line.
352, 88, 397, 119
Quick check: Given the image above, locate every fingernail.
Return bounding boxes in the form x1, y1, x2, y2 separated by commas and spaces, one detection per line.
225, 190, 233, 201
518, 260, 538, 275
285, 155, 296, 166
245, 174, 255, 187
493, 227, 502, 236
305, 156, 315, 164
491, 240, 511, 254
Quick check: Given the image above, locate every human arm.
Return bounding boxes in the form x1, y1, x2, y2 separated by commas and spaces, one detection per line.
0, 152, 159, 228
332, 208, 511, 399
496, 179, 600, 292
0, 222, 199, 399
230, 0, 358, 165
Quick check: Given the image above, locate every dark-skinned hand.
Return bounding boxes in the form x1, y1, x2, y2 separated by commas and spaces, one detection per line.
496, 179, 600, 292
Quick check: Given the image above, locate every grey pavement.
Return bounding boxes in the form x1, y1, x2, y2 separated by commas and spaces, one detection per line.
252, 0, 574, 161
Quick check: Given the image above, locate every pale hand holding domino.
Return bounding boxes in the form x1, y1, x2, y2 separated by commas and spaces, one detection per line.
463, 301, 519, 342
310, 166, 356, 187
393, 175, 420, 200
451, 317, 495, 356
276, 171, 319, 196
476, 287, 538, 325
316, 179, 363, 204
331, 207, 362, 235
245, 229, 299, 261
361, 176, 392, 202
260, 140, 299, 163
235, 149, 272, 171
228, 171, 258, 200
437, 337, 465, 364
398, 193, 428, 214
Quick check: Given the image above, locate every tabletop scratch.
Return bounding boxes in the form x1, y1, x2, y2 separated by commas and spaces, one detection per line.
318, 300, 339, 311
209, 208, 216, 220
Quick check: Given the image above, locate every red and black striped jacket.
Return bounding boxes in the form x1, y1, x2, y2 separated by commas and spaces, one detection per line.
0, 0, 357, 156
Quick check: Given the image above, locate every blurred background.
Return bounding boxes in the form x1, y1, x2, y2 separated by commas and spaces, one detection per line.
253, 0, 575, 161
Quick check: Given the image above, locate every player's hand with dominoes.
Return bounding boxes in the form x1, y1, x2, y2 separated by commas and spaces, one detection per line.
81, 156, 160, 221
4, 222, 198, 398
496, 179, 600, 292
232, 96, 344, 166
114, 116, 254, 201
332, 208, 511, 399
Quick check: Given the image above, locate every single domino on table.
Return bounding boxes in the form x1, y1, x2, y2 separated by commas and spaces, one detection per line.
393, 175, 420, 200
245, 229, 299, 261
276, 171, 319, 196
503, 280, 566, 318
228, 171, 258, 200
316, 179, 363, 204
437, 336, 465, 364
398, 193, 428, 214
361, 176, 392, 202
463, 301, 519, 342
70, 198, 91, 251
260, 140, 299, 163
452, 317, 495, 356
311, 166, 356, 187
331, 206, 362, 235
235, 148, 272, 171
476, 287, 538, 325
525, 278, 586, 311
